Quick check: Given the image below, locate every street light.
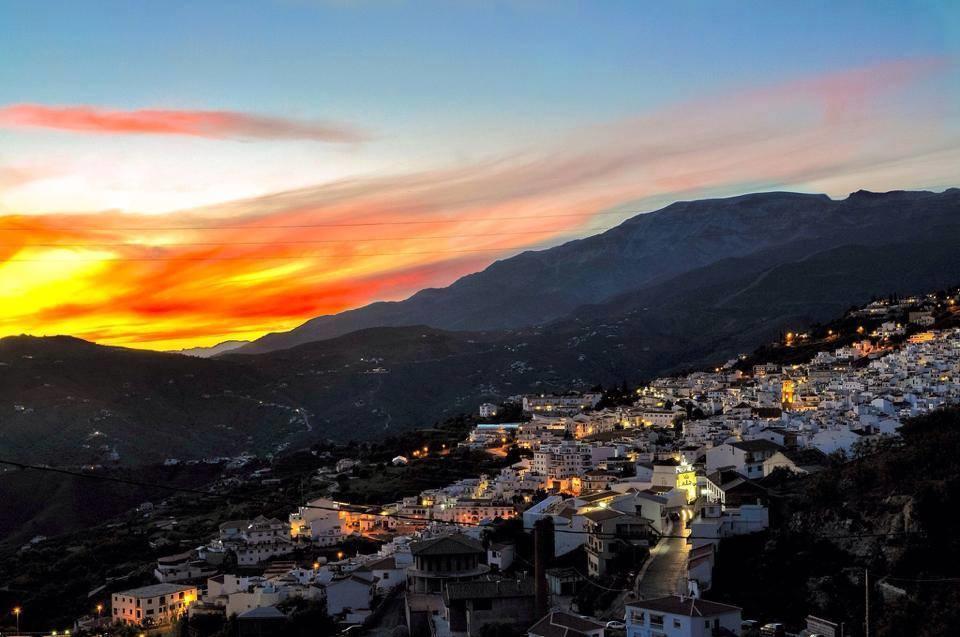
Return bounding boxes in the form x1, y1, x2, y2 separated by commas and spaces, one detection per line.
96, 603, 103, 621
12, 606, 21, 635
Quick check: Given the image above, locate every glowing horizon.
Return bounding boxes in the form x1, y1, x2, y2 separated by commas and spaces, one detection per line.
1, 3, 959, 350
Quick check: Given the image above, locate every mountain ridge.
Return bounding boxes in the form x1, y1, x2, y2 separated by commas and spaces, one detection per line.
2, 188, 959, 462
234, 188, 958, 354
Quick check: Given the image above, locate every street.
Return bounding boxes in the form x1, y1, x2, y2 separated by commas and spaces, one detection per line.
635, 520, 690, 599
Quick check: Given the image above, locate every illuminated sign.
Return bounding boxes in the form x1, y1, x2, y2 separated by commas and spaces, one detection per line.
676, 471, 696, 489
676, 470, 697, 503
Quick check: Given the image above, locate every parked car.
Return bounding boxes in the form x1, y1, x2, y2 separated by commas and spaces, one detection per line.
605, 620, 626, 629
760, 622, 786, 637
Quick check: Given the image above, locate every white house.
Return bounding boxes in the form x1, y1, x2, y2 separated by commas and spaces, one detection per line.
479, 403, 499, 418
488, 541, 516, 571
359, 555, 406, 593
705, 440, 782, 479
326, 572, 374, 619
289, 498, 347, 546
807, 428, 863, 456
625, 596, 741, 637
111, 583, 197, 626
688, 502, 769, 550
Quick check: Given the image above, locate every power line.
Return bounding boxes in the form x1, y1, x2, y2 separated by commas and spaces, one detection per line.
0, 209, 632, 232
0, 226, 618, 249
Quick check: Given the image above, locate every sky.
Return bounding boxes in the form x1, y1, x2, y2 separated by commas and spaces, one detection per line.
1, 0, 959, 350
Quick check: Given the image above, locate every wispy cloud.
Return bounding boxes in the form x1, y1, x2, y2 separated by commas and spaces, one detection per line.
0, 57, 956, 350
0, 104, 366, 143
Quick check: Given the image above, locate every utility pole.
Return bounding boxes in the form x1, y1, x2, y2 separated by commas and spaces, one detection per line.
533, 518, 553, 619
864, 568, 870, 637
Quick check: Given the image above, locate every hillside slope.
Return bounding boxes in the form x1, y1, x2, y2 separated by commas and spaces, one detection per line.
0, 336, 305, 465
237, 188, 960, 353
230, 228, 960, 440
711, 408, 960, 637
3, 189, 958, 458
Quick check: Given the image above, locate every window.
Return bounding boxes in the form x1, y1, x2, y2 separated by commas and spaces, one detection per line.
674, 619, 682, 628
650, 614, 664, 628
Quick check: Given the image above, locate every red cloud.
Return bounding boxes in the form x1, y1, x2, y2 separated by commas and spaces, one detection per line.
0, 104, 365, 143
0, 57, 954, 351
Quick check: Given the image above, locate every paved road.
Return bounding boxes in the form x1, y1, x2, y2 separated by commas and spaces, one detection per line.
362, 593, 405, 637
635, 521, 690, 599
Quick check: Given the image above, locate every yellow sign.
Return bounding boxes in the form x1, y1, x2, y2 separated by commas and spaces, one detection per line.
677, 471, 697, 502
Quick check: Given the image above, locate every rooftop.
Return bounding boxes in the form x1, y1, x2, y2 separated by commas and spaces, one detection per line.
410, 533, 483, 557
444, 578, 535, 601
529, 609, 604, 637
238, 605, 286, 619
115, 583, 196, 598
627, 595, 741, 617
729, 439, 783, 452
582, 508, 625, 523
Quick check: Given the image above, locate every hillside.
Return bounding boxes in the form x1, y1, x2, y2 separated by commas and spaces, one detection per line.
237, 188, 960, 354
228, 229, 960, 440
0, 336, 305, 465
3, 189, 959, 459
710, 407, 960, 637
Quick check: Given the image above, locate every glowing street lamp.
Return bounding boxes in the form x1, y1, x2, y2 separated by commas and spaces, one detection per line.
96, 603, 103, 621
12, 606, 21, 635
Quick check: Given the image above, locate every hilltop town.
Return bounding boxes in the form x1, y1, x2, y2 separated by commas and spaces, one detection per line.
3, 288, 960, 637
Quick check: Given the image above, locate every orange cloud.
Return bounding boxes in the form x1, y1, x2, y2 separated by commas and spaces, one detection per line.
0, 104, 365, 142
0, 57, 956, 350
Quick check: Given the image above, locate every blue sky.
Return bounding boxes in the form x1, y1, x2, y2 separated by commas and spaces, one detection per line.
0, 1, 958, 349
2, 1, 957, 131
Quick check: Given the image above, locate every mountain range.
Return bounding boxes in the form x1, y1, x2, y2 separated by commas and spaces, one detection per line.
236, 188, 960, 353
1, 188, 958, 464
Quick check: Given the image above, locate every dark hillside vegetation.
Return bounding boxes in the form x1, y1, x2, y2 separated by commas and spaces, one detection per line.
711, 407, 960, 636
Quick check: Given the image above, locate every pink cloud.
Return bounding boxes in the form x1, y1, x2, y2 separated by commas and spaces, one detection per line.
0, 104, 365, 143
1, 56, 956, 350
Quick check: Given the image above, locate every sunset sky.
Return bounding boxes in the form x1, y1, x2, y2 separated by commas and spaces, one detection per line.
1, 1, 959, 350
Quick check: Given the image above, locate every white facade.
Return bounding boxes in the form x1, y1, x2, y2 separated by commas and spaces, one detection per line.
290, 498, 348, 546
625, 597, 741, 637
111, 584, 197, 626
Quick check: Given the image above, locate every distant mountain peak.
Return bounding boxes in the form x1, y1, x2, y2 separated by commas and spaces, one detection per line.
226, 188, 958, 354
169, 339, 251, 358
